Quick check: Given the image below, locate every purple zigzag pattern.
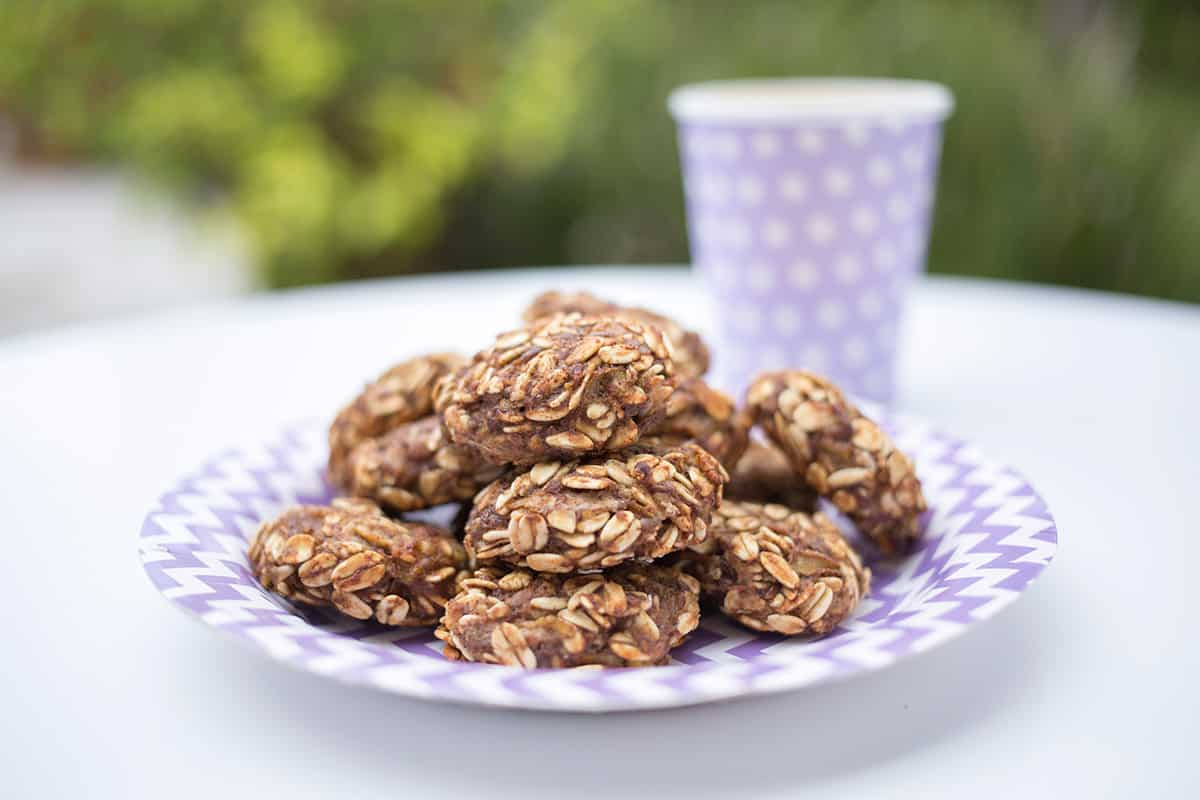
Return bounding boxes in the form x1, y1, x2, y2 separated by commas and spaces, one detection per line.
699, 428, 1052, 670
668, 624, 725, 664
142, 426, 340, 620
916, 438, 1048, 604
140, 419, 1057, 711
800, 441, 1051, 671
141, 428, 415, 677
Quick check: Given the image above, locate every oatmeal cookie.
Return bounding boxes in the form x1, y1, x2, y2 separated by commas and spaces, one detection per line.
248, 498, 467, 625
439, 314, 677, 465
640, 377, 750, 469
436, 564, 701, 667
328, 353, 465, 485
464, 443, 727, 572
522, 290, 710, 378
339, 417, 504, 512
679, 500, 869, 636
725, 440, 819, 512
747, 371, 926, 553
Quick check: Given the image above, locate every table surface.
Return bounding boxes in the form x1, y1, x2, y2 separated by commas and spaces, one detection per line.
2, 267, 1196, 799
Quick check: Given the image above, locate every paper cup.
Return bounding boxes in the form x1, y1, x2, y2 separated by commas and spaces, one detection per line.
669, 78, 953, 403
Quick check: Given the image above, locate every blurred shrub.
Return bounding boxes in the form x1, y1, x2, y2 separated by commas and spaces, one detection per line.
1, 0, 1198, 301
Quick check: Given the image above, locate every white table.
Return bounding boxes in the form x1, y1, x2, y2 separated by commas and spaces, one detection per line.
2, 267, 1196, 798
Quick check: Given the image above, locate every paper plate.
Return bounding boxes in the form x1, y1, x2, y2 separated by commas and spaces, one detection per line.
140, 414, 1056, 712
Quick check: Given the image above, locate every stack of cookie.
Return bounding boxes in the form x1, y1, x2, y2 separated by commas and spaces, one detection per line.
248, 290, 927, 669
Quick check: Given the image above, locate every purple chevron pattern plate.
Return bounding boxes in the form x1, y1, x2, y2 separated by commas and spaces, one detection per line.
139, 414, 1056, 712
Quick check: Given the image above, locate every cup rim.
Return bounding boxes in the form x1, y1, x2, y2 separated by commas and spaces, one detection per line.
668, 78, 954, 123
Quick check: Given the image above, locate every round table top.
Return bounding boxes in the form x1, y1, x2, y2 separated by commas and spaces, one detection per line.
2, 266, 1196, 799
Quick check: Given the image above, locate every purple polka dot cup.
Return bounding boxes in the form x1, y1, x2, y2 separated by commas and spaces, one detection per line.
669, 79, 954, 403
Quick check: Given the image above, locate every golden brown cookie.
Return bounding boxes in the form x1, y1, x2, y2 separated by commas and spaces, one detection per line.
248, 498, 467, 625
522, 290, 710, 378
436, 564, 701, 668
328, 353, 465, 485
640, 377, 750, 469
339, 417, 504, 513
725, 440, 819, 512
747, 371, 926, 553
464, 443, 727, 572
439, 313, 677, 465
678, 500, 869, 636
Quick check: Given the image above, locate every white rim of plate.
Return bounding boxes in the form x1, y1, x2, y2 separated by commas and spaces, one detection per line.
668, 78, 955, 124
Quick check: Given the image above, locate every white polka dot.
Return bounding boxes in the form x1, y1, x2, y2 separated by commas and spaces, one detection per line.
725, 264, 747, 288
850, 206, 879, 235
707, 260, 737, 288
722, 340, 749, 367
696, 215, 721, 247
887, 193, 914, 221
779, 173, 807, 202
735, 175, 765, 206
724, 218, 751, 248
833, 253, 863, 284
816, 299, 847, 330
715, 132, 742, 159
785, 260, 820, 291
857, 289, 884, 320
758, 346, 789, 370
882, 115, 909, 135
873, 241, 898, 270
746, 262, 775, 292
824, 167, 854, 197
901, 144, 924, 171
799, 344, 830, 372
912, 182, 933, 211
696, 174, 729, 205
843, 122, 870, 146
843, 336, 870, 367
876, 320, 898, 348
762, 218, 791, 248
863, 368, 890, 396
795, 130, 825, 154
771, 305, 802, 335
805, 214, 837, 244
750, 131, 781, 158
730, 303, 761, 334
685, 132, 710, 157
867, 157, 895, 185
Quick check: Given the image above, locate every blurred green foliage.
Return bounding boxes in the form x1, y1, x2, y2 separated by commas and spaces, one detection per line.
2, 0, 1198, 301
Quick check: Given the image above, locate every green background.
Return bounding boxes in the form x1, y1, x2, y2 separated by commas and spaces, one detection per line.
4, 0, 1198, 302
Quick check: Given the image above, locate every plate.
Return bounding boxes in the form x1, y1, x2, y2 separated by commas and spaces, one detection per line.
139, 413, 1057, 712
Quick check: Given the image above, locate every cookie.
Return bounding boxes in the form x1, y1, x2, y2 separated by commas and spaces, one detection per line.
747, 370, 926, 553
328, 353, 465, 485
248, 498, 467, 625
679, 500, 869, 636
464, 443, 727, 572
439, 313, 677, 465
436, 564, 701, 668
339, 417, 504, 513
640, 377, 750, 469
725, 440, 819, 512
522, 290, 710, 378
